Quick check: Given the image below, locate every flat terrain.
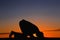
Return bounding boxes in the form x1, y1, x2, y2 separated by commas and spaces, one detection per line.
0, 38, 60, 40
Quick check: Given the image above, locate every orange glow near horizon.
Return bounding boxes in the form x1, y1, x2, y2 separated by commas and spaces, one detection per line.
0, 18, 60, 38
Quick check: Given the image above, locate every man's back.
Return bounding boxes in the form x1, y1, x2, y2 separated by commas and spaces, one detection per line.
20, 19, 40, 34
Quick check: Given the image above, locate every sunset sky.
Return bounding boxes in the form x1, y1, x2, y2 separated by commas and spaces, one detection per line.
0, 0, 60, 37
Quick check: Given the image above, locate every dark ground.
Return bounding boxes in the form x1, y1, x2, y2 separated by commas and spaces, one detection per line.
0, 37, 60, 40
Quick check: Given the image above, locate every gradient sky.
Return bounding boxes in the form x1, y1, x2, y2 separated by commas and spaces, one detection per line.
0, 0, 60, 37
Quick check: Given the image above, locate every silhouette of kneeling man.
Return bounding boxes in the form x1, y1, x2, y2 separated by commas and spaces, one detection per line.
9, 19, 44, 40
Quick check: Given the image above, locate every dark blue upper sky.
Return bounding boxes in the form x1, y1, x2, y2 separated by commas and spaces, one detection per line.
0, 0, 60, 19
